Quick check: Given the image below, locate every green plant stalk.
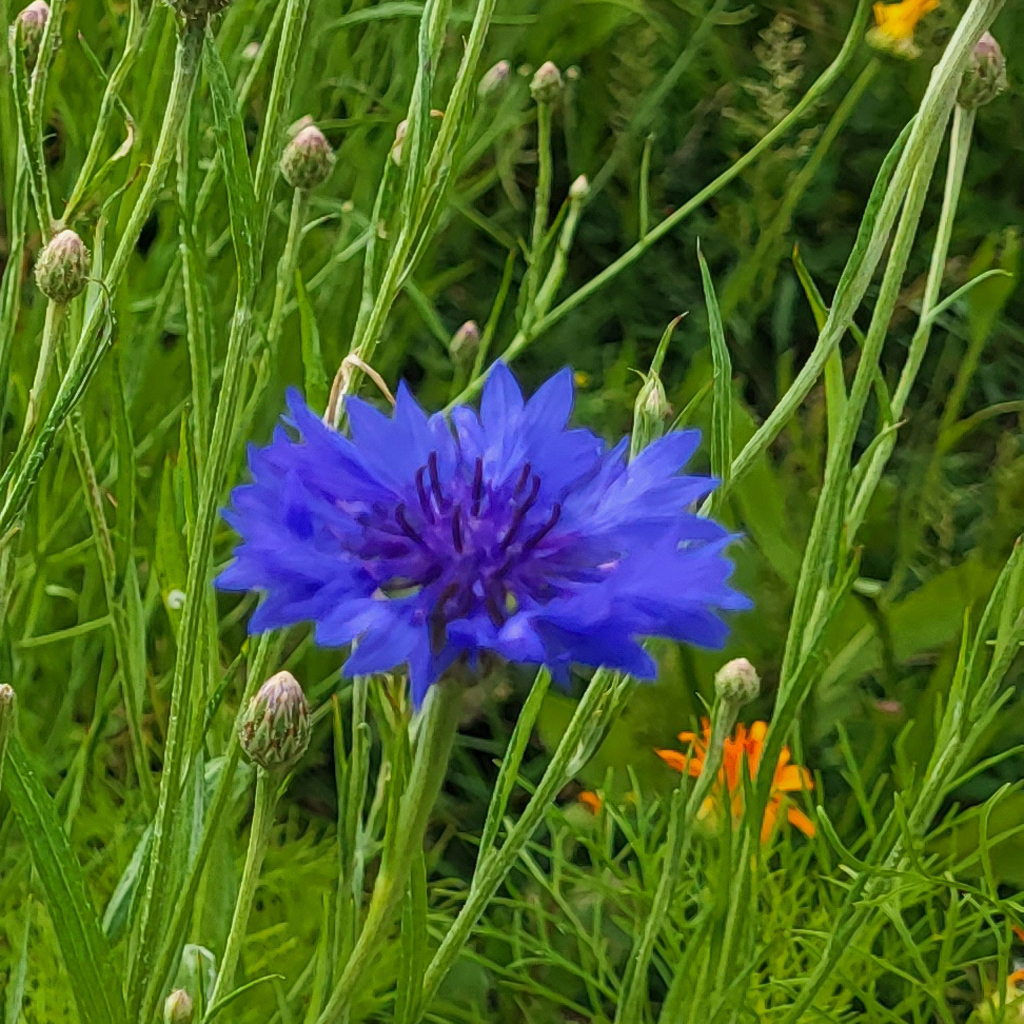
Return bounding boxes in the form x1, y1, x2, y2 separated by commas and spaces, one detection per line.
138, 633, 277, 1024
129, 3, 312, 1007
316, 683, 463, 1024
206, 771, 280, 1015
66, 397, 156, 811
340, 0, 497, 402
10, 22, 54, 237
847, 102, 976, 541
416, 667, 631, 1016
616, 692, 743, 1024
263, 187, 308, 357
0, 683, 13, 798
21, 300, 65, 444
0, 21, 205, 542
525, 99, 553, 311
448, 0, 872, 407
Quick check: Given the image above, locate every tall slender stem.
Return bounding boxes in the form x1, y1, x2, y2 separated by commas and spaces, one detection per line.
316, 684, 462, 1024
525, 99, 553, 310
264, 187, 308, 357
206, 772, 279, 1015
21, 301, 65, 443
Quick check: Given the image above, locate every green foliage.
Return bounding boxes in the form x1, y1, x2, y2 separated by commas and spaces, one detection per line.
0, 0, 1022, 1022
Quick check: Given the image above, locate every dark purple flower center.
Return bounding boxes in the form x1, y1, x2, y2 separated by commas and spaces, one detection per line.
361, 451, 563, 634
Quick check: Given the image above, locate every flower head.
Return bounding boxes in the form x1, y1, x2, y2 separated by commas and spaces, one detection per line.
656, 719, 815, 842
218, 364, 749, 706
867, 0, 939, 59
239, 670, 311, 772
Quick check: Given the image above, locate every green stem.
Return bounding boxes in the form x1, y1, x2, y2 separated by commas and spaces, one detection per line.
616, 693, 742, 1024
21, 300, 65, 444
316, 683, 463, 1024
264, 188, 308, 357
525, 100, 553, 310
449, 0, 873, 407
0, 21, 205, 542
0, 683, 14, 798
205, 772, 280, 1016
848, 102, 976, 544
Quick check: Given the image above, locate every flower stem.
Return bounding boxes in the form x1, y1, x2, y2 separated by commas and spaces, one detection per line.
20, 300, 65, 444
525, 98, 553, 309
316, 683, 462, 1024
263, 187, 308, 358
206, 771, 280, 1017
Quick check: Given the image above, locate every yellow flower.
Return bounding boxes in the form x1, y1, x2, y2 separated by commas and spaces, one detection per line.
656, 719, 815, 843
867, 0, 939, 58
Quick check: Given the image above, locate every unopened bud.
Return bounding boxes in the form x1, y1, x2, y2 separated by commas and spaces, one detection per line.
530, 61, 563, 104
478, 60, 511, 98
280, 121, 335, 191
957, 33, 1007, 109
35, 229, 90, 304
11, 0, 49, 71
169, 0, 232, 21
0, 683, 15, 738
714, 658, 760, 706
239, 671, 311, 773
450, 320, 480, 364
631, 371, 670, 455
569, 175, 590, 202
391, 119, 408, 167
163, 989, 194, 1024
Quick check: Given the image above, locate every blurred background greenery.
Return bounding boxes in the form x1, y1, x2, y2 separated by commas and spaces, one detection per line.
1, 0, 1022, 1020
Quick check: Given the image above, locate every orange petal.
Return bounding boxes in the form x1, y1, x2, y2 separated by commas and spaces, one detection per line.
578, 791, 603, 815
1014, 924, 1024, 943
786, 804, 816, 837
760, 805, 779, 844
749, 721, 768, 745
656, 749, 702, 777
776, 764, 814, 792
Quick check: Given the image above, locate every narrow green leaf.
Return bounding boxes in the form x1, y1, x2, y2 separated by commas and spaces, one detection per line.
296, 270, 329, 411
156, 456, 188, 637
697, 246, 732, 492
202, 33, 257, 284
5, 739, 128, 1024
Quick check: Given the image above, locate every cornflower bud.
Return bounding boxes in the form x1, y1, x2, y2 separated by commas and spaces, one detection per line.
478, 59, 511, 98
450, 320, 480, 365
239, 671, 311, 773
169, 0, 232, 21
281, 118, 335, 192
530, 61, 563, 104
569, 174, 590, 203
34, 229, 91, 304
714, 658, 760, 707
0, 684, 15, 738
957, 33, 1007, 110
11, 0, 49, 72
163, 989, 194, 1024
391, 119, 408, 167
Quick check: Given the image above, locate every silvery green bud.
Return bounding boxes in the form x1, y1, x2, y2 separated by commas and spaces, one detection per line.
163, 989, 194, 1024
239, 671, 311, 773
280, 120, 336, 192
957, 33, 1007, 110
391, 119, 408, 167
569, 174, 590, 203
35, 229, 90, 304
168, 0, 232, 20
714, 658, 760, 706
631, 371, 669, 456
0, 684, 15, 735
530, 61, 563, 104
11, 0, 49, 71
478, 60, 511, 98
450, 320, 480, 364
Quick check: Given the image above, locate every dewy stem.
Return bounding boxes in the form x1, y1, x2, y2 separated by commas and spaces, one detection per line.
0, 20, 205, 541
206, 771, 280, 1016
316, 683, 463, 1024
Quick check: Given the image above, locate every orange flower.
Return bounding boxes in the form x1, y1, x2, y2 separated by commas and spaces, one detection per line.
656, 719, 815, 843
578, 790, 604, 815
868, 0, 939, 58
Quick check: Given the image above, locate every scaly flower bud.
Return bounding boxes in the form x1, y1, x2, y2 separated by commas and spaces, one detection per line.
239, 671, 311, 773
10, 0, 49, 71
530, 61, 563, 104
450, 320, 480, 364
714, 658, 760, 706
280, 120, 336, 192
169, 0, 232, 21
957, 33, 1007, 110
478, 60, 511, 98
34, 229, 90, 304
163, 989, 194, 1024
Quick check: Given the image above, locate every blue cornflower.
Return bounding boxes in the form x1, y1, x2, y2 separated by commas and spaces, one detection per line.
217, 364, 750, 706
